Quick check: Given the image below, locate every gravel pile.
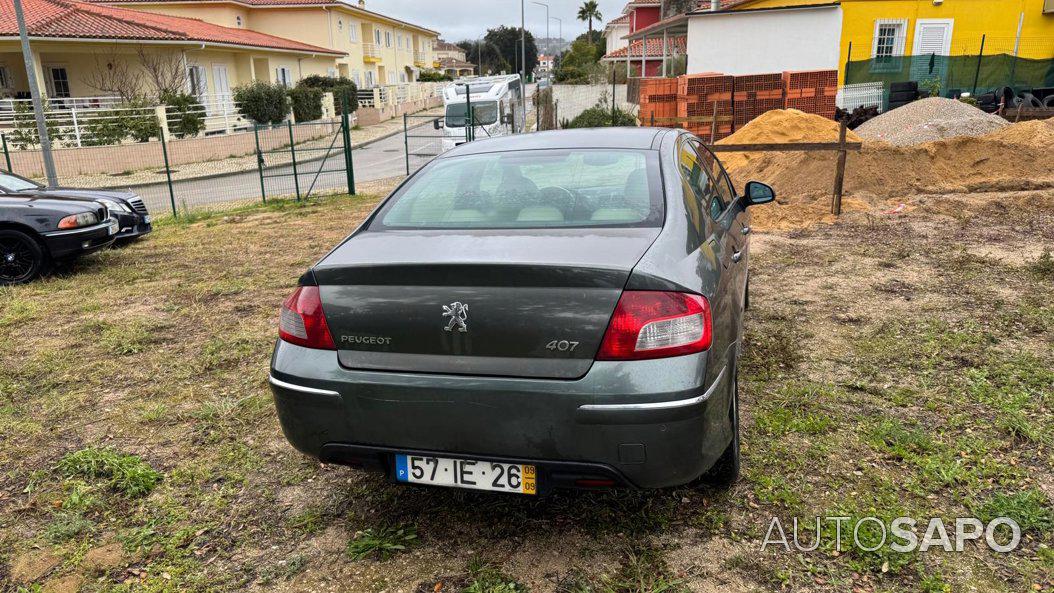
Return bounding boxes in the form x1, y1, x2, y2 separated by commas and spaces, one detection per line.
856, 97, 1008, 146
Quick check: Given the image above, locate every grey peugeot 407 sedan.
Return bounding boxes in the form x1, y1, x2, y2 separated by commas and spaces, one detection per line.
269, 128, 774, 495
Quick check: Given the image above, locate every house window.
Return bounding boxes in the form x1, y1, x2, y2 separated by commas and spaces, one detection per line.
871, 19, 907, 71
337, 19, 343, 31
349, 22, 358, 42
188, 65, 208, 101
275, 66, 293, 87
47, 66, 71, 98
365, 70, 375, 87
374, 29, 381, 45
400, 72, 407, 83
353, 70, 361, 86
0, 66, 9, 89
235, 15, 242, 26
385, 31, 392, 48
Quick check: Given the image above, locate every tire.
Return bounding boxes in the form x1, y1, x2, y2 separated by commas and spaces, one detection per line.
701, 371, 741, 488
890, 81, 918, 93
0, 229, 46, 286
889, 90, 918, 102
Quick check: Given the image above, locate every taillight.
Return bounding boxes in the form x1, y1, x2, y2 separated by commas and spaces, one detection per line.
278, 286, 336, 350
596, 291, 712, 360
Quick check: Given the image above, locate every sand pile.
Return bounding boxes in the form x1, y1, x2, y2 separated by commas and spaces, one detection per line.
855, 97, 1008, 146
718, 115, 1054, 232
717, 109, 860, 171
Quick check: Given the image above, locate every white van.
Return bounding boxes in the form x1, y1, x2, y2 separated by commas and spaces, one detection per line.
438, 75, 524, 150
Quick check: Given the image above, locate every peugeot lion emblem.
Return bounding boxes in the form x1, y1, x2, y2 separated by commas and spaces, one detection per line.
442, 302, 469, 332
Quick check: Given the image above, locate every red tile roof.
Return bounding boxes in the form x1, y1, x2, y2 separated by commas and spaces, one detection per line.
603, 35, 686, 60
84, 0, 440, 34
605, 14, 631, 27
0, 0, 344, 53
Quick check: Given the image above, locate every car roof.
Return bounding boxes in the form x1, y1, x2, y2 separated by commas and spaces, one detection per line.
441, 128, 672, 157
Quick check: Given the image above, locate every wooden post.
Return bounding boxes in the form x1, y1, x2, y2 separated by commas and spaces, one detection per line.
831, 119, 848, 215
709, 101, 718, 144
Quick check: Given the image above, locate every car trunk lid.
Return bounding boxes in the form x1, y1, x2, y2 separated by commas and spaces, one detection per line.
313, 228, 659, 379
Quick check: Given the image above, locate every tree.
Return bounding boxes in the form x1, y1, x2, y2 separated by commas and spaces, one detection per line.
458, 39, 508, 75
137, 46, 189, 97
484, 26, 538, 77
577, 1, 603, 37
82, 45, 144, 102
554, 37, 603, 84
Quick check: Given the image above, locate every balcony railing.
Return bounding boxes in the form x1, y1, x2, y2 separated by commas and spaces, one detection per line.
363, 43, 382, 62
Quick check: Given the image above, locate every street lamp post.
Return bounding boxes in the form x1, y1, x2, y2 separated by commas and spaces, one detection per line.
519, 0, 527, 130
531, 1, 549, 55
551, 17, 562, 49
12, 0, 57, 187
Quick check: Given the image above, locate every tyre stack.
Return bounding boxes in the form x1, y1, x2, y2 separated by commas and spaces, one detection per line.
887, 81, 919, 111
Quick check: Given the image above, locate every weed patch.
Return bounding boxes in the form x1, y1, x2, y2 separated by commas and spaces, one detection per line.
58, 447, 162, 497
347, 523, 418, 560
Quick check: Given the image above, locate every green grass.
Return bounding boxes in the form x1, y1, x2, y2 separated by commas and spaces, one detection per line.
58, 447, 163, 498
346, 523, 418, 560
973, 490, 1054, 533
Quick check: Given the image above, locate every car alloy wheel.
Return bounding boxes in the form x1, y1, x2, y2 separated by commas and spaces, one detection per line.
0, 230, 45, 285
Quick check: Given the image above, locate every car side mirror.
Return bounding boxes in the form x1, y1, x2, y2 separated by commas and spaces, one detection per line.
501, 113, 514, 125
433, 119, 444, 130
743, 181, 775, 206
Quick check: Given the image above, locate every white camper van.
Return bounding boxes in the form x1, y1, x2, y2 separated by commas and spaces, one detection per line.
438, 75, 523, 150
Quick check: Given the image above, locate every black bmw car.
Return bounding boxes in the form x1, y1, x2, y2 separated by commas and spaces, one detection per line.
1, 183, 119, 285
0, 171, 151, 243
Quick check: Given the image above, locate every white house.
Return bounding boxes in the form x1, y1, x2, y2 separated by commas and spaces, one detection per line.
624, 2, 843, 76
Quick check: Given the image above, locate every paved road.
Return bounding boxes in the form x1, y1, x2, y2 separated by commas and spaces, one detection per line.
136, 85, 535, 215
135, 118, 445, 214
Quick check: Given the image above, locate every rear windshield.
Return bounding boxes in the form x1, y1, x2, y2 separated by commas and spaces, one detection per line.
373, 149, 664, 229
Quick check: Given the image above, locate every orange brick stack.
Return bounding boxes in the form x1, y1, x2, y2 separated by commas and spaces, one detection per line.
638, 77, 681, 128
733, 73, 785, 129
677, 74, 734, 141
783, 70, 838, 119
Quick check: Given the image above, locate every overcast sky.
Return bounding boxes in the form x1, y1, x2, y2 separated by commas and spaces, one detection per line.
367, 0, 627, 44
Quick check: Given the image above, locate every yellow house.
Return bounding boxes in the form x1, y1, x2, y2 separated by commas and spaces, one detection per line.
0, 0, 342, 103
722, 0, 1054, 82
87, 0, 442, 87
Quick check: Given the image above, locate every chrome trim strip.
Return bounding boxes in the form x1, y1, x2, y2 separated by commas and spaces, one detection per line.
268, 374, 340, 397
41, 220, 114, 237
578, 367, 726, 412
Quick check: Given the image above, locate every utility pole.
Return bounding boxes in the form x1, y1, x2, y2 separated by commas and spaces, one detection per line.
13, 0, 58, 187
520, 0, 527, 129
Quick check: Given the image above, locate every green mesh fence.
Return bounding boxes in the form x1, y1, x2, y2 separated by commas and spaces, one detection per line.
845, 53, 1054, 98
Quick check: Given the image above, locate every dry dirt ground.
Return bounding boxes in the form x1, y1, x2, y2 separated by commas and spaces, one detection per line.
1, 185, 1051, 593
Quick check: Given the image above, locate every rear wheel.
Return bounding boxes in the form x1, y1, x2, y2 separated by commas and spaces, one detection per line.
0, 229, 46, 286
701, 371, 740, 488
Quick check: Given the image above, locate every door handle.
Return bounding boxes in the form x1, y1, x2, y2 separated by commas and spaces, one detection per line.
741, 226, 751, 235
732, 251, 743, 263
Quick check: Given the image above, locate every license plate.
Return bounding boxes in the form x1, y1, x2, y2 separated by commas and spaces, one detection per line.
395, 454, 536, 495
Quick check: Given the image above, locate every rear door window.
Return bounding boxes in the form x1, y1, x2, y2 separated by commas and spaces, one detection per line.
373, 149, 664, 229
690, 140, 736, 218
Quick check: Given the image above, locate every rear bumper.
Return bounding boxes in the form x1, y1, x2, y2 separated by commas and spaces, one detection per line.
269, 340, 735, 489
41, 219, 118, 259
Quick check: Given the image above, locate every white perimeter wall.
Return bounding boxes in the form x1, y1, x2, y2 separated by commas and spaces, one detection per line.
686, 6, 842, 75
552, 84, 637, 123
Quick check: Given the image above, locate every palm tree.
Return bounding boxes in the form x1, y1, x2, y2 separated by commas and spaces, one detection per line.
577, 1, 603, 38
